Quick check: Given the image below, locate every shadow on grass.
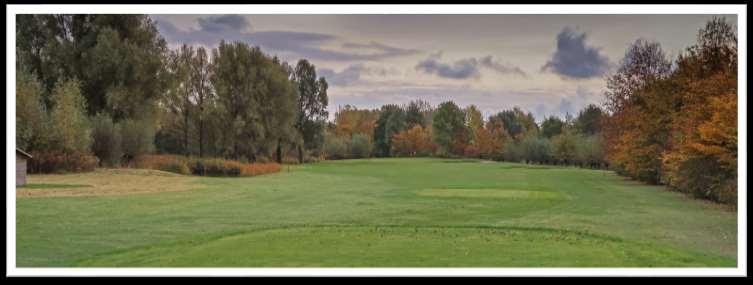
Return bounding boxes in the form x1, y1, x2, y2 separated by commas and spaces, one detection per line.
20, 183, 92, 189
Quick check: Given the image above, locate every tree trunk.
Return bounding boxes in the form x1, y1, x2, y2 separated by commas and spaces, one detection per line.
298, 144, 304, 163
276, 139, 282, 163
184, 112, 189, 157
199, 118, 204, 158
234, 139, 238, 161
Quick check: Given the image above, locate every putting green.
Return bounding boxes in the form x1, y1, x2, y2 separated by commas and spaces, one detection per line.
417, 189, 565, 200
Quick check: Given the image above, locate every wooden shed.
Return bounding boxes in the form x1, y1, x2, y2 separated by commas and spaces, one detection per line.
16, 148, 32, 186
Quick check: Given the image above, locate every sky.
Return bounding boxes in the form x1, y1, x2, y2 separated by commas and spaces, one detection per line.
150, 14, 736, 122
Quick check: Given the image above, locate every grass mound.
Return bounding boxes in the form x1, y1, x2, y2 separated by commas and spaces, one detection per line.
77, 226, 734, 267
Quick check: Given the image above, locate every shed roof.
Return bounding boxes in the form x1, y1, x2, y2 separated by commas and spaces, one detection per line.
16, 148, 32, 159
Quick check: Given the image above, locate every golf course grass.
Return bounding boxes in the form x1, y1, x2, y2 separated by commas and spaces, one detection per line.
16, 158, 737, 267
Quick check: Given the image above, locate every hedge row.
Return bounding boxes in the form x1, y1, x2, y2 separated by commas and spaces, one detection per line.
132, 155, 281, 177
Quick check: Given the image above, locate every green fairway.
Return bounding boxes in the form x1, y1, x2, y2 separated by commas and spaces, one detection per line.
16, 158, 737, 267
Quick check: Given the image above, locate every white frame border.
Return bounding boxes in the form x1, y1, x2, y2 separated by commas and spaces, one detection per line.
6, 4, 747, 277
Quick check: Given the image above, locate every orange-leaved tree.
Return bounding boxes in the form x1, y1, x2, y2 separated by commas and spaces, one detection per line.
391, 125, 436, 157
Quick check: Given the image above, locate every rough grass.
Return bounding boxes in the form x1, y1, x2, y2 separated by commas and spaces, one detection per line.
21, 183, 92, 189
16, 158, 737, 267
17, 168, 199, 198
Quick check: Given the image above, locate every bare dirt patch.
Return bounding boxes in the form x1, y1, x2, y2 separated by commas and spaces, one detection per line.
17, 168, 200, 198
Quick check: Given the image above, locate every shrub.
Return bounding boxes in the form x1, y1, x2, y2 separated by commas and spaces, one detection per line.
282, 156, 301, 165
240, 163, 282, 177
28, 151, 98, 174
501, 142, 525, 162
718, 178, 738, 206
191, 158, 242, 176
16, 67, 49, 152
323, 132, 349, 160
132, 154, 191, 175
574, 135, 605, 168
48, 79, 91, 154
91, 113, 123, 167
521, 135, 553, 164
665, 155, 736, 204
120, 118, 156, 163
132, 154, 281, 177
463, 144, 481, 158
350, 133, 372, 158
303, 155, 322, 163
154, 127, 184, 155
193, 158, 281, 177
552, 131, 578, 165
168, 161, 192, 175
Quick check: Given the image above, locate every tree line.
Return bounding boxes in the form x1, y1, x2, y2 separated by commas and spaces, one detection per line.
324, 100, 607, 169
603, 17, 737, 204
16, 15, 330, 173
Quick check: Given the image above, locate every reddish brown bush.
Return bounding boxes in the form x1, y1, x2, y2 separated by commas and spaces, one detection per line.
463, 144, 481, 158
28, 151, 98, 174
240, 163, 282, 176
132, 154, 191, 175
132, 154, 280, 177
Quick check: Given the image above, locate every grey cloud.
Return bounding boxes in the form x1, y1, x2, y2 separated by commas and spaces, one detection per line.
328, 83, 603, 122
153, 15, 419, 62
319, 66, 360, 86
342, 41, 420, 58
415, 53, 527, 79
416, 56, 480, 79
154, 18, 241, 43
557, 98, 575, 116
545, 86, 605, 120
534, 104, 550, 122
319, 64, 397, 86
328, 84, 560, 121
197, 15, 251, 33
541, 27, 610, 79
479, 56, 528, 77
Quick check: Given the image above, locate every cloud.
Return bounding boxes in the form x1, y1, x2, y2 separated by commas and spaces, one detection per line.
196, 15, 252, 33
544, 86, 605, 120
478, 56, 528, 77
327, 83, 604, 122
415, 53, 480, 79
541, 27, 610, 79
415, 52, 527, 79
557, 98, 575, 117
326, 81, 576, 121
341, 41, 420, 58
318, 64, 397, 86
152, 15, 420, 62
